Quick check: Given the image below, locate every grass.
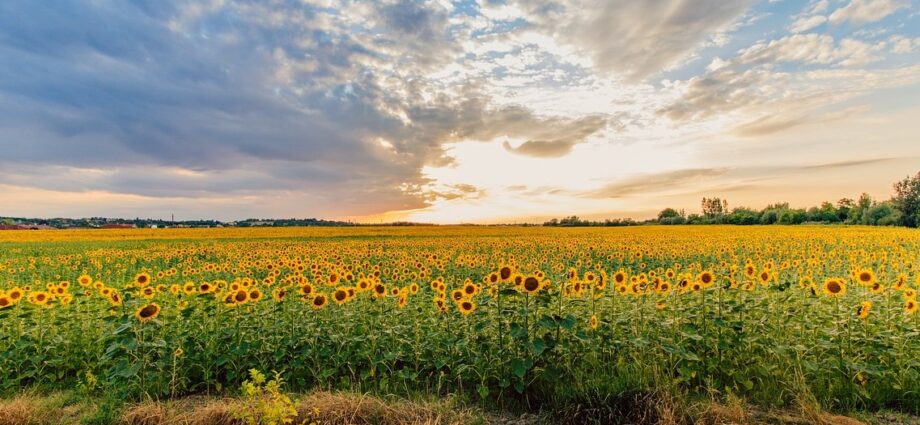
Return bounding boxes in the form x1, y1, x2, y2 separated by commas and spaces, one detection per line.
3, 390, 919, 425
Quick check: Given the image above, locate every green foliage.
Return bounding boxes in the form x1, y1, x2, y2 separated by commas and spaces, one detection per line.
230, 369, 300, 425
893, 171, 920, 228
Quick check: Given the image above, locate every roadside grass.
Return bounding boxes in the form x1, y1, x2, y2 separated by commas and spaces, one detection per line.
3, 390, 917, 425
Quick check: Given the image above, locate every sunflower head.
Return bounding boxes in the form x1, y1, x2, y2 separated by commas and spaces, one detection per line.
135, 303, 161, 323
134, 273, 151, 287
312, 293, 328, 309
823, 278, 846, 297
458, 300, 476, 315
856, 269, 876, 286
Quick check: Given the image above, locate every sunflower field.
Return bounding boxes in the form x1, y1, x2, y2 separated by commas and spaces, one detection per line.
1, 226, 919, 412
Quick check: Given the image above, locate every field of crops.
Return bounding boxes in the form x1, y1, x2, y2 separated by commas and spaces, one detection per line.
1, 226, 919, 414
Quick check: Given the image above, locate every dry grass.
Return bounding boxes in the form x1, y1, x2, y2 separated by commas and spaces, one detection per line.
118, 391, 482, 425
3, 391, 914, 425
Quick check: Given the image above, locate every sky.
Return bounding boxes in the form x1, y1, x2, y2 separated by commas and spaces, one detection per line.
1, 0, 919, 224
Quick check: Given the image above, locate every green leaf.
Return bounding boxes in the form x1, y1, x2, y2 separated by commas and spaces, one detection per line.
529, 338, 546, 357
511, 358, 531, 378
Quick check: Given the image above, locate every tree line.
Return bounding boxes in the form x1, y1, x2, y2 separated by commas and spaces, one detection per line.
545, 171, 920, 228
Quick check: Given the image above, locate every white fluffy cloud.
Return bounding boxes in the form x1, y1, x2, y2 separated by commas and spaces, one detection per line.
829, 0, 907, 24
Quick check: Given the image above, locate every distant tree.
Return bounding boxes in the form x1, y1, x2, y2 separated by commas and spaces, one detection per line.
848, 193, 874, 224
726, 207, 759, 225
893, 171, 920, 227
657, 208, 681, 221
701, 197, 728, 218
818, 201, 840, 222
836, 198, 855, 222
865, 202, 900, 226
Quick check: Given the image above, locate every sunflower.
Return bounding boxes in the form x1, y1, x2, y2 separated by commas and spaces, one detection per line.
249, 288, 263, 302
29, 291, 51, 306
588, 314, 599, 330
906, 299, 918, 315
332, 287, 349, 305
904, 289, 917, 300
140, 286, 156, 299
857, 301, 872, 320
658, 281, 671, 293
869, 282, 885, 294
451, 289, 465, 301
7, 288, 23, 304
655, 300, 666, 310
613, 270, 627, 285
0, 295, 11, 309
522, 276, 542, 294
458, 300, 476, 315
134, 273, 152, 287
463, 281, 477, 296
856, 269, 876, 286
798, 276, 813, 289
232, 289, 249, 304
373, 284, 386, 298
699, 271, 715, 287
744, 263, 756, 278
183, 282, 196, 295
272, 287, 287, 302
312, 293, 328, 310
199, 282, 214, 293
108, 291, 122, 306
77, 274, 93, 287
823, 278, 846, 297
499, 265, 513, 282
135, 303, 161, 322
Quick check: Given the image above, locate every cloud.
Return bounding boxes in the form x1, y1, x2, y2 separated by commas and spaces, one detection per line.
801, 157, 901, 170
829, 0, 907, 25
502, 140, 577, 157
789, 15, 827, 33
889, 35, 920, 53
659, 31, 915, 125
732, 106, 867, 137
738, 34, 878, 66
507, 0, 754, 81
582, 168, 729, 198
0, 0, 620, 218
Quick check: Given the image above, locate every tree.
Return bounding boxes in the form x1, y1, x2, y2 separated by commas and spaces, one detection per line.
893, 171, 920, 228
658, 208, 681, 220
701, 197, 728, 218
848, 193, 874, 224
865, 202, 900, 226
836, 198, 855, 222
726, 207, 759, 225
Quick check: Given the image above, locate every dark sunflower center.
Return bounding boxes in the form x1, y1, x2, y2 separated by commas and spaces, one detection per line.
524, 277, 539, 291
139, 305, 158, 318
